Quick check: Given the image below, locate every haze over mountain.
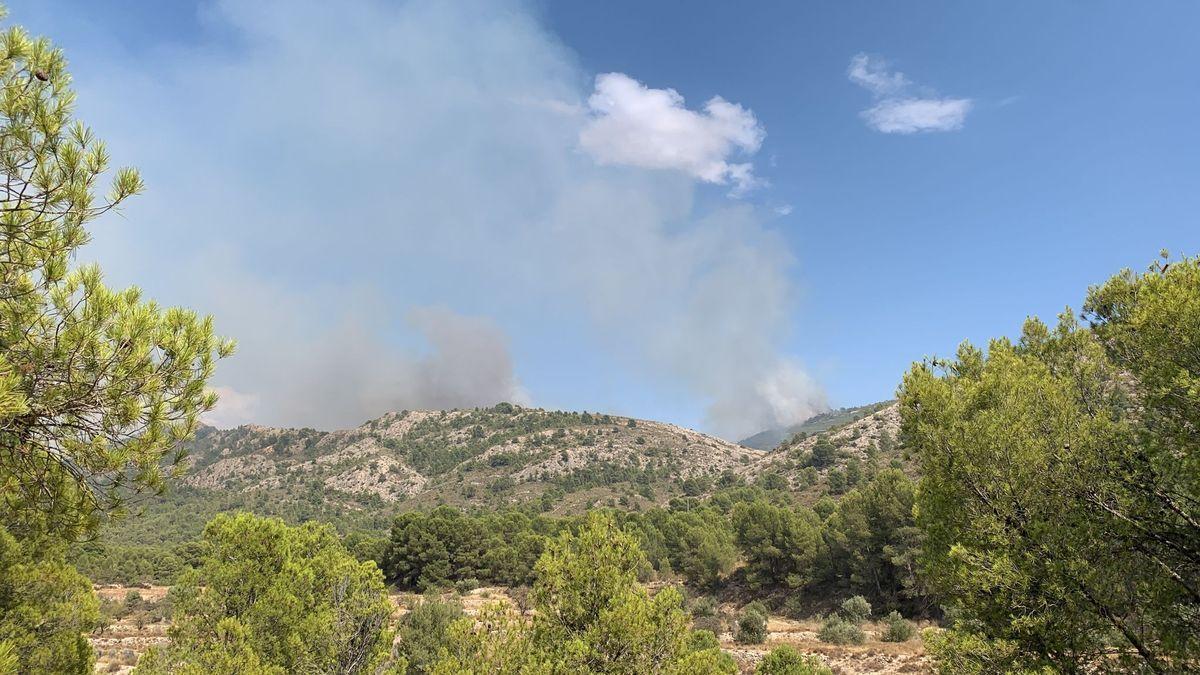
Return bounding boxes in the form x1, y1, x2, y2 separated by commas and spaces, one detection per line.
738, 401, 894, 450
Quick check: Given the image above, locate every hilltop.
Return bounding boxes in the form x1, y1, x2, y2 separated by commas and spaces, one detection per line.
182, 403, 759, 513
180, 401, 905, 513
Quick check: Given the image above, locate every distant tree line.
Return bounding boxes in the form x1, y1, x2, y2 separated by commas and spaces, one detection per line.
374, 469, 929, 617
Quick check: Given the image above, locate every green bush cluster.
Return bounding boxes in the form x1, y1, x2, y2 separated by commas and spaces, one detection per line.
755, 646, 832, 675
735, 601, 769, 644
817, 615, 865, 645
880, 610, 916, 642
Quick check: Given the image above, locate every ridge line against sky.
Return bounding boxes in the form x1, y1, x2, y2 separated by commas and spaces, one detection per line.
9, 0, 1199, 438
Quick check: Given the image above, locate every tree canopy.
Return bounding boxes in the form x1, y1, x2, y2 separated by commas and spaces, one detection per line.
0, 524, 99, 674
901, 254, 1200, 672
431, 513, 734, 674
134, 513, 397, 674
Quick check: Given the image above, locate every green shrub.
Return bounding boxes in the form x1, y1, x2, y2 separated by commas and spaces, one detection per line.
880, 610, 916, 642
123, 590, 143, 612
735, 601, 768, 644
690, 595, 719, 618
692, 604, 726, 636
132, 514, 395, 674
397, 596, 464, 674
755, 645, 832, 674
688, 629, 721, 652
781, 594, 808, 619
922, 627, 1024, 674
840, 595, 872, 623
0, 527, 100, 674
817, 615, 865, 645
688, 630, 739, 672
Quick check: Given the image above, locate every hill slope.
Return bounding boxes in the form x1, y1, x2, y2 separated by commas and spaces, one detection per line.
743, 401, 907, 502
182, 404, 760, 513
76, 401, 908, 584
737, 401, 894, 450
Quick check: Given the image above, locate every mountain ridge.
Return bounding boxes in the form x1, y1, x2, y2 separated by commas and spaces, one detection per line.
737, 400, 895, 450
181, 400, 904, 513
182, 404, 761, 513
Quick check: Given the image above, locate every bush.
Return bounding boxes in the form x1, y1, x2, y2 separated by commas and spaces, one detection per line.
0, 527, 100, 674
688, 630, 739, 673
808, 439, 837, 468
817, 615, 865, 645
690, 595, 719, 618
880, 610, 916, 642
781, 594, 808, 620
840, 595, 872, 623
688, 629, 721, 652
397, 596, 463, 674
922, 627, 1024, 674
123, 590, 143, 613
735, 601, 768, 644
692, 603, 726, 636
755, 645, 832, 674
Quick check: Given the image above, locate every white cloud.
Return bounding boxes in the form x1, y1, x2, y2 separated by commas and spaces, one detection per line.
848, 53, 971, 134
862, 97, 972, 134
847, 53, 910, 97
580, 72, 765, 195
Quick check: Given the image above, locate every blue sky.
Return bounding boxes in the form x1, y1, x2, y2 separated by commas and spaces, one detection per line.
10, 1, 1199, 438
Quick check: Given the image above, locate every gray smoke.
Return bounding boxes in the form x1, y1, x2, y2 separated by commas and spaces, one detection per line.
66, 0, 825, 437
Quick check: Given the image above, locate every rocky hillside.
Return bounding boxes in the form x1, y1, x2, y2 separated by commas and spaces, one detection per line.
738, 401, 895, 450
179, 400, 905, 514
743, 401, 907, 502
182, 404, 760, 513
77, 400, 907, 584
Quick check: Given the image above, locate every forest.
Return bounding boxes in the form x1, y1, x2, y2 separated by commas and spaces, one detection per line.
1, 7, 1197, 675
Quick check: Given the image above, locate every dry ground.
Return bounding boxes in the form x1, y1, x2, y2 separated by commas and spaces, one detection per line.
92, 585, 171, 674
93, 585, 929, 674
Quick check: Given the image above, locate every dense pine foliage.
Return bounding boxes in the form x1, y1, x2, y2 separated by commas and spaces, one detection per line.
901, 253, 1200, 672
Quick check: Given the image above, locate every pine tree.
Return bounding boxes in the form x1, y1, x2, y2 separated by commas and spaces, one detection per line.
0, 8, 233, 542
134, 514, 397, 674
901, 254, 1200, 671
